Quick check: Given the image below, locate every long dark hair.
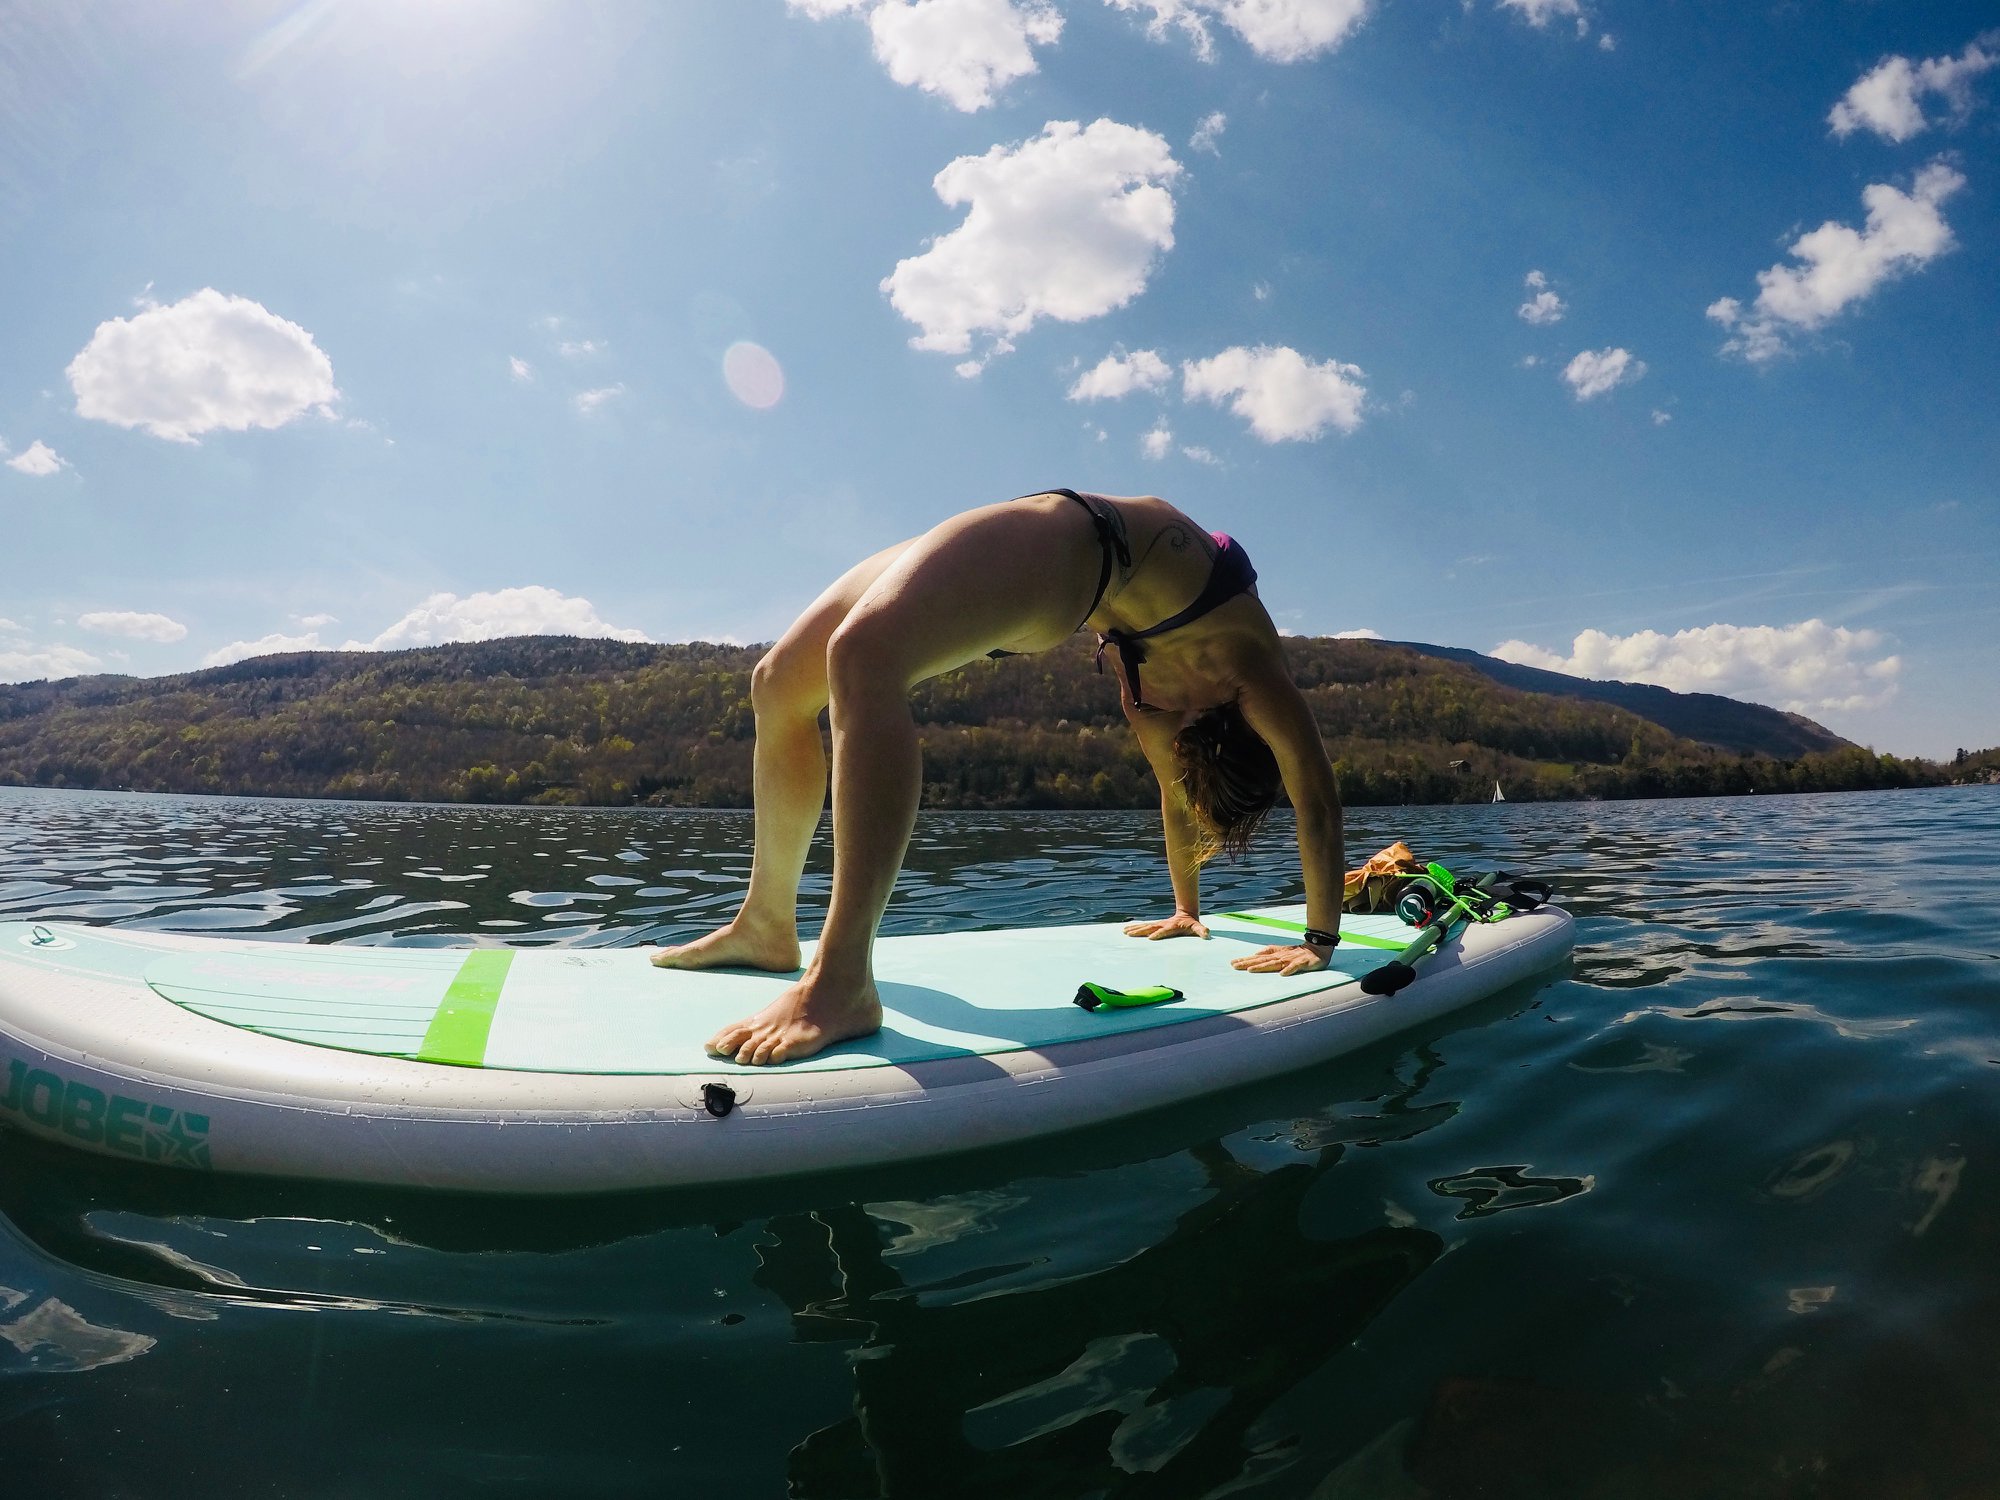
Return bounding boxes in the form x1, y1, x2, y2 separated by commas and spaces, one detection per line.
1172, 702, 1281, 863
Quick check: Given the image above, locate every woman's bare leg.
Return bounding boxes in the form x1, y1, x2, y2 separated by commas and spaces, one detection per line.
706, 498, 1101, 1065
652, 541, 912, 973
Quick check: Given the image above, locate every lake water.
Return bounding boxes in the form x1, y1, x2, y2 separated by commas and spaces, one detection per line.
1, 783, 1996, 1497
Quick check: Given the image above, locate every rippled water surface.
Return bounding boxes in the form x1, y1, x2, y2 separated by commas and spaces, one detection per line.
2, 784, 1997, 1497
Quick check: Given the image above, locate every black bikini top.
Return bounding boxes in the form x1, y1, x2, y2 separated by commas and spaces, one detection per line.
1100, 532, 1257, 709
993, 489, 1259, 709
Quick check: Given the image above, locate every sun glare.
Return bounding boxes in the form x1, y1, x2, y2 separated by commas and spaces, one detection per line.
723, 342, 786, 411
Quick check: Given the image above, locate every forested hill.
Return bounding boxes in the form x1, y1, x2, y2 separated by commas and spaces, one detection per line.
0, 635, 1944, 808
1389, 641, 1850, 758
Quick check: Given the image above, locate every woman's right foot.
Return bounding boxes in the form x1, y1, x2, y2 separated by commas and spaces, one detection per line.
650, 915, 801, 973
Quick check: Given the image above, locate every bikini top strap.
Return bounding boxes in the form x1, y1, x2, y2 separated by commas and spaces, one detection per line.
1098, 534, 1257, 711
1099, 631, 1151, 710
1011, 487, 1138, 697
1022, 487, 1131, 624
1123, 535, 1256, 643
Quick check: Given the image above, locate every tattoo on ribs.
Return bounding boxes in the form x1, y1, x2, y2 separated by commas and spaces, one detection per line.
1130, 523, 1214, 577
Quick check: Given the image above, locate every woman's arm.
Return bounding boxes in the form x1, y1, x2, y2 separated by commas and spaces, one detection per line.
1234, 654, 1345, 973
1122, 702, 1211, 940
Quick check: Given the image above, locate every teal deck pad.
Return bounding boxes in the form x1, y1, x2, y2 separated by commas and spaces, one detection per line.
135, 908, 1409, 1076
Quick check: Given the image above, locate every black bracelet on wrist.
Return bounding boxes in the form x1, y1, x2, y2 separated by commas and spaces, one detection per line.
1302, 927, 1340, 948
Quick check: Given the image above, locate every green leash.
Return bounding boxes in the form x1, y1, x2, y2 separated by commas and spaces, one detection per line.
1218, 912, 1407, 951
1071, 915, 1402, 1013
1075, 879, 1541, 1012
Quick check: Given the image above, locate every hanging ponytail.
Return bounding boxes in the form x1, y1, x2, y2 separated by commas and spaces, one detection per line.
1171, 702, 1281, 863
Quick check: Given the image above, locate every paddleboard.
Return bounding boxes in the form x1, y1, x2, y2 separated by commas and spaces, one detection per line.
0, 904, 1571, 1193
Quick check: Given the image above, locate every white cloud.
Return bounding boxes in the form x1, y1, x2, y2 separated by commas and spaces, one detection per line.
66, 288, 338, 444
1068, 348, 1173, 400
1707, 161, 1964, 363
1141, 421, 1174, 459
1829, 36, 1997, 144
1182, 344, 1367, 441
296, 613, 338, 628
509, 356, 533, 381
1107, 0, 1217, 60
0, 618, 21, 633
1518, 269, 1566, 325
1181, 444, 1219, 464
884, 119, 1182, 363
1562, 346, 1645, 400
1493, 620, 1901, 715
573, 384, 626, 414
873, 0, 1063, 111
1497, 0, 1581, 28
201, 632, 326, 668
1519, 290, 1565, 325
1106, 0, 1372, 64
353, 587, 649, 651
201, 588, 649, 669
4, 440, 66, 475
0, 642, 103, 682
1651, 409, 1672, 425
791, 0, 1062, 112
1189, 111, 1227, 154
1332, 627, 1383, 639
1252, 280, 1271, 301
78, 611, 187, 643
557, 339, 603, 358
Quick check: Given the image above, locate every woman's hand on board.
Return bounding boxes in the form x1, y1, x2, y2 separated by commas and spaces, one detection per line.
1122, 913, 1210, 941
1229, 943, 1332, 976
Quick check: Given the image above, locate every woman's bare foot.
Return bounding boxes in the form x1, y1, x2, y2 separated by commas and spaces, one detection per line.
705, 971, 883, 1066
651, 912, 801, 973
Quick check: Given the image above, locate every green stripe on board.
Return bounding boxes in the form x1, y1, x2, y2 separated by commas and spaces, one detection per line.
1218, 912, 1407, 952
416, 949, 516, 1067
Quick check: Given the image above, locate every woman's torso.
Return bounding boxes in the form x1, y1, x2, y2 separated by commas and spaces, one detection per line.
1079, 493, 1275, 713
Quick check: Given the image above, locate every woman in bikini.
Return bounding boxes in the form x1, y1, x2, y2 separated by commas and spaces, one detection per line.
654, 489, 1346, 1066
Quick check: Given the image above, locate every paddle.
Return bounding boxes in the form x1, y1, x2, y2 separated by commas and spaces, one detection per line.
1360, 869, 1502, 996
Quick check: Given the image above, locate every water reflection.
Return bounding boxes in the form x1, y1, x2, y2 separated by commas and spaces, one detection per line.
767, 1144, 1448, 1496
0, 1294, 155, 1373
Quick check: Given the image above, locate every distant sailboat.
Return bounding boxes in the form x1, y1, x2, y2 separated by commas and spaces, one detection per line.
1492, 781, 1506, 803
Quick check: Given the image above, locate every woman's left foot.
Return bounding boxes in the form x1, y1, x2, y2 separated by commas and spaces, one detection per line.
705, 973, 883, 1067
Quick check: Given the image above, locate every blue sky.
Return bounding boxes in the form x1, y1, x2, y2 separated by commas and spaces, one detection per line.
2, 0, 1995, 759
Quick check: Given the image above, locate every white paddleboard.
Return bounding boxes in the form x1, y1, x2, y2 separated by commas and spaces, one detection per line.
0, 905, 1571, 1193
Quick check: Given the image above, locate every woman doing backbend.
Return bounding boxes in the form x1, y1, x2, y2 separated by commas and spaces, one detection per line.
653, 489, 1346, 1065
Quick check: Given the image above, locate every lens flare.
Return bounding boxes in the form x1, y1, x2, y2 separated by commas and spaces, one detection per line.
722, 341, 784, 410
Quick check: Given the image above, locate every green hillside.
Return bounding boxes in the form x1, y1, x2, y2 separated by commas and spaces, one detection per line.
1949, 746, 2000, 785
0, 635, 1945, 808
1390, 641, 1851, 758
